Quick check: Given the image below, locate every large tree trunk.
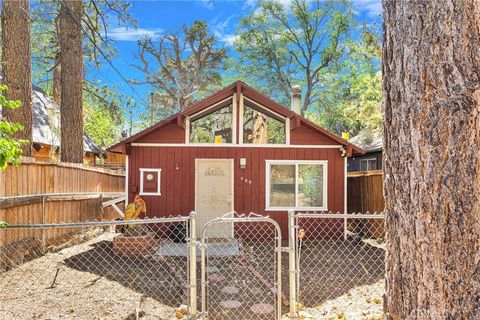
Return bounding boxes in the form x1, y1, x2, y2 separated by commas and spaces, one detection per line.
53, 52, 62, 107
382, 1, 479, 319
1, 0, 32, 156
59, 0, 84, 163
53, 15, 62, 107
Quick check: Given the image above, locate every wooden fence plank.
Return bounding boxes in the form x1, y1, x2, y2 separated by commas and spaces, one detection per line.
1, 160, 125, 246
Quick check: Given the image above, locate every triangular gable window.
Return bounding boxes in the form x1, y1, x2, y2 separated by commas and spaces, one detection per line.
189, 100, 233, 144
242, 101, 286, 144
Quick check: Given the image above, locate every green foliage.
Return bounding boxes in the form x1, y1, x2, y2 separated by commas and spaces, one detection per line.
0, 221, 8, 229
342, 71, 382, 133
0, 85, 28, 169
84, 102, 123, 149
233, 1, 382, 137
306, 23, 383, 136
234, 0, 353, 111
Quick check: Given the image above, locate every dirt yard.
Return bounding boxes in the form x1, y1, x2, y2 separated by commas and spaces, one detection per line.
291, 280, 384, 320
0, 227, 385, 320
0, 231, 182, 320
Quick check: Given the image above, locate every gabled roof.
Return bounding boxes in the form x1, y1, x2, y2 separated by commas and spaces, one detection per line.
32, 86, 102, 154
349, 129, 382, 153
108, 81, 363, 155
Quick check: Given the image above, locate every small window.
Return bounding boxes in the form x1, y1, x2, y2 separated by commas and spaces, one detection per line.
266, 161, 327, 210
139, 168, 161, 196
243, 103, 286, 144
190, 104, 233, 143
360, 158, 377, 171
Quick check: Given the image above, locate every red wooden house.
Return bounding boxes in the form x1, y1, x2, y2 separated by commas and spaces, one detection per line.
109, 81, 363, 237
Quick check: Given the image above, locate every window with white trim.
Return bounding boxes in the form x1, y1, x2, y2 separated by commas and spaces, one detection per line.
242, 103, 286, 144
359, 158, 377, 171
189, 103, 233, 144
266, 160, 327, 210
139, 168, 161, 196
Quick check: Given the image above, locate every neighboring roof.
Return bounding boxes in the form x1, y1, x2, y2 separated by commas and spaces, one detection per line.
349, 129, 383, 153
32, 86, 102, 154
108, 80, 363, 155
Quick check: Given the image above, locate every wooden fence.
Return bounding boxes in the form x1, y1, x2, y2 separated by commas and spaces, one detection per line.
0, 159, 125, 248
347, 170, 384, 237
347, 170, 384, 213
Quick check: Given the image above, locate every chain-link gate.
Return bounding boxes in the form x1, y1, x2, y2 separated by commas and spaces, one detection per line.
290, 211, 385, 319
200, 213, 282, 320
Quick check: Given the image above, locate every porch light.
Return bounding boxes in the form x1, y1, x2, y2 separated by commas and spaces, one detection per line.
240, 158, 247, 169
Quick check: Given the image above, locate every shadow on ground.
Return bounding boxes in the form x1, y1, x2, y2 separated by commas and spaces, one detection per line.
63, 240, 188, 308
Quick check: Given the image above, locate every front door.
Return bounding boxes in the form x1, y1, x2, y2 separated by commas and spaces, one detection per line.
195, 159, 234, 238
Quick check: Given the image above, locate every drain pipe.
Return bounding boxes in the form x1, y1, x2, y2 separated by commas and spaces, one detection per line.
288, 210, 298, 318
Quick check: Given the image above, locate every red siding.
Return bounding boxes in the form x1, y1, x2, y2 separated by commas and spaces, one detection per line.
136, 122, 185, 143
128, 146, 345, 237
133, 118, 341, 146
290, 125, 339, 145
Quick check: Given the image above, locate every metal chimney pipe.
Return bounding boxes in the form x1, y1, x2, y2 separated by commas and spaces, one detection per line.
291, 85, 302, 115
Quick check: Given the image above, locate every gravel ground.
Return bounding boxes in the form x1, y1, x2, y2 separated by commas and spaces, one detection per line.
0, 228, 385, 320
297, 280, 384, 320
0, 232, 177, 320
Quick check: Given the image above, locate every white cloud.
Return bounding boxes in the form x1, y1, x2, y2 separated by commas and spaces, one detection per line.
198, 0, 215, 10
243, 0, 257, 8
244, 0, 382, 17
210, 14, 238, 46
107, 27, 163, 41
219, 34, 239, 46
353, 0, 382, 17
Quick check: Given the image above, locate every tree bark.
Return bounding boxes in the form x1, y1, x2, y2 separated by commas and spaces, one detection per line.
53, 52, 62, 107
59, 0, 84, 163
1, 0, 32, 156
382, 1, 480, 319
53, 16, 62, 107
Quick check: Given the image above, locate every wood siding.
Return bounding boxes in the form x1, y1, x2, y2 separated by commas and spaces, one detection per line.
128, 146, 345, 237
290, 125, 338, 145
136, 122, 185, 143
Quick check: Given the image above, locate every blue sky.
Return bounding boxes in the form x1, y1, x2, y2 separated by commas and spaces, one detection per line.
89, 0, 382, 118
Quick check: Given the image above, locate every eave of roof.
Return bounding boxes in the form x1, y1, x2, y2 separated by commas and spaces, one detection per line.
107, 80, 364, 155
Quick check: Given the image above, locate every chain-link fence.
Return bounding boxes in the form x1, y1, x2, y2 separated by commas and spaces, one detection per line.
0, 217, 192, 320
0, 212, 385, 320
292, 212, 385, 320
200, 214, 282, 320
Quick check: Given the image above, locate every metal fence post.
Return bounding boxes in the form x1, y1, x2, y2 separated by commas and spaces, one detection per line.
288, 210, 298, 318
41, 195, 46, 250
189, 211, 197, 318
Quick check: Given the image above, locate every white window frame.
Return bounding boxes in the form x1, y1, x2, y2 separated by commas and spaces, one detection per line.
241, 96, 290, 145
139, 168, 162, 196
186, 95, 237, 145
265, 160, 328, 211
359, 158, 377, 171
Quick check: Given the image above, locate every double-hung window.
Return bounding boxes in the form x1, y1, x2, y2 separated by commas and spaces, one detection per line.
266, 160, 328, 211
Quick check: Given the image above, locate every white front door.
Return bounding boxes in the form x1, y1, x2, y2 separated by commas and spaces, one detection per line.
195, 159, 234, 238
